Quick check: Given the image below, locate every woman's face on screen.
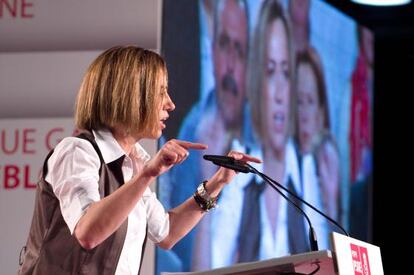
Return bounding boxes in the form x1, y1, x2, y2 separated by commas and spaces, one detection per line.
262, 19, 291, 153
296, 62, 321, 154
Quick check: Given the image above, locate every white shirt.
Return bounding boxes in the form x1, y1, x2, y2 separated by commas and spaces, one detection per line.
211, 139, 253, 268
211, 139, 303, 268
45, 129, 169, 275
301, 153, 329, 249
259, 139, 301, 259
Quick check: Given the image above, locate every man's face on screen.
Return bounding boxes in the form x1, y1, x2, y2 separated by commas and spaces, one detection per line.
213, 0, 248, 130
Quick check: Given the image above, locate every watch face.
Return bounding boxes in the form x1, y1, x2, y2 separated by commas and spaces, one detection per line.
197, 183, 207, 198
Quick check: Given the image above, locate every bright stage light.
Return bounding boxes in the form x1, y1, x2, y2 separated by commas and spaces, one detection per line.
351, 0, 411, 6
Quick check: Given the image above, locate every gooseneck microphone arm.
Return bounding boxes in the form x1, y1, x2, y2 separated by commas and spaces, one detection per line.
246, 163, 349, 237
251, 167, 319, 251
203, 154, 319, 251
202, 154, 349, 252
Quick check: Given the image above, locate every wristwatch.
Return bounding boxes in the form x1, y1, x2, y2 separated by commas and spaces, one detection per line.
194, 181, 218, 212
197, 180, 210, 200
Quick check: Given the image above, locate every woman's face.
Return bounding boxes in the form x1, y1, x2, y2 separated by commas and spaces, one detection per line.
145, 72, 175, 139
296, 62, 321, 154
262, 19, 291, 153
157, 74, 175, 138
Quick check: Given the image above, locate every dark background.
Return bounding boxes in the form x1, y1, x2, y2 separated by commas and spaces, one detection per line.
325, 1, 414, 273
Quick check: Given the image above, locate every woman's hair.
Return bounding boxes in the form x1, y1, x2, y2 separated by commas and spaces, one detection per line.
248, 0, 294, 140
295, 47, 330, 129
75, 46, 167, 135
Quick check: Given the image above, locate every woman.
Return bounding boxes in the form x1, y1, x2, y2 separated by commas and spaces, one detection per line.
18, 46, 260, 275
247, 0, 306, 259
295, 47, 330, 155
295, 48, 341, 247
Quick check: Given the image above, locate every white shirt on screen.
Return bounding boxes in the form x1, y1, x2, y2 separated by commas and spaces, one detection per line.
45, 128, 169, 275
301, 153, 329, 250
211, 139, 255, 268
211, 139, 302, 268
259, 139, 301, 259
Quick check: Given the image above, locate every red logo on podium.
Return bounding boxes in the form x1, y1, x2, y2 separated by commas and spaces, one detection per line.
350, 243, 371, 275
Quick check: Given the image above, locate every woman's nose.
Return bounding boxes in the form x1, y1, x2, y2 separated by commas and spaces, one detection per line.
165, 94, 175, 111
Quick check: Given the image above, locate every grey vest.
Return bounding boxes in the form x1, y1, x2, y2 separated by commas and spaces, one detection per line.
19, 131, 144, 275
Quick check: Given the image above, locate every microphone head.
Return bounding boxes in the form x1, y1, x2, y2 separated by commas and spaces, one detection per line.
212, 161, 251, 173
203, 154, 253, 173
203, 155, 235, 162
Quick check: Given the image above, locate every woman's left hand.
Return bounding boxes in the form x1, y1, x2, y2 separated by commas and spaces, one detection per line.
209, 151, 262, 187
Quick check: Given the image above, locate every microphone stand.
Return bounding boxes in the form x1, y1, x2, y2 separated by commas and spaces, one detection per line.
246, 163, 349, 238
245, 165, 319, 251
203, 154, 349, 247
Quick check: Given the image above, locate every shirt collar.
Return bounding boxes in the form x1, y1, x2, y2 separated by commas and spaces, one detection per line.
239, 140, 301, 190
92, 129, 150, 164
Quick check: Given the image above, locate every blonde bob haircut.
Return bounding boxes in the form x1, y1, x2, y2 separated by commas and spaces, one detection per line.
247, 0, 295, 141
75, 46, 167, 135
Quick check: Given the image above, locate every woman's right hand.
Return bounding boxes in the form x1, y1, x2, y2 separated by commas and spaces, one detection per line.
143, 139, 207, 178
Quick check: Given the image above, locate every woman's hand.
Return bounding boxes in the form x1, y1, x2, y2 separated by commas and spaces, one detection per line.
317, 140, 340, 218
206, 151, 262, 197
143, 139, 207, 178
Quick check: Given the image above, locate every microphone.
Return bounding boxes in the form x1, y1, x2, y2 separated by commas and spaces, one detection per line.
203, 155, 254, 173
203, 154, 350, 251
203, 154, 319, 251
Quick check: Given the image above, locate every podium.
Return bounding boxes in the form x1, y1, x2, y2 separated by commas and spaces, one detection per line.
162, 250, 333, 275
161, 233, 384, 275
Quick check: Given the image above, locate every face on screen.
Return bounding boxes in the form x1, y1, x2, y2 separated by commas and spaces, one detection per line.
213, 0, 248, 129
262, 19, 291, 154
297, 62, 321, 154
